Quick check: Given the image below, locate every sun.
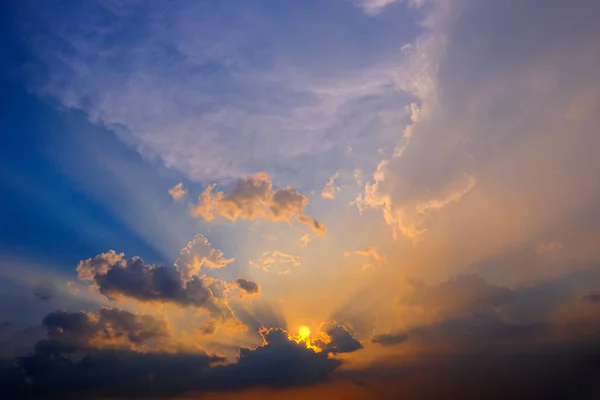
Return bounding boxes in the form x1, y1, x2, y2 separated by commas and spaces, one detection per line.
298, 325, 311, 339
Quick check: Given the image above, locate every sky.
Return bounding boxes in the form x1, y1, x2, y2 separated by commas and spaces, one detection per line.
1, 0, 600, 398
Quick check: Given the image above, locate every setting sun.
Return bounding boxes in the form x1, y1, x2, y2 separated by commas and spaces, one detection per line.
298, 326, 311, 339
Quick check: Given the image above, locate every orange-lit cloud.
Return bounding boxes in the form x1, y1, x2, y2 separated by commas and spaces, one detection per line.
322, 171, 341, 199
192, 172, 327, 235
169, 182, 188, 200
297, 233, 313, 247
175, 234, 235, 281
249, 250, 301, 275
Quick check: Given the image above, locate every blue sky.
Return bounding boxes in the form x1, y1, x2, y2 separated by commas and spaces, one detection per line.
2, 0, 600, 398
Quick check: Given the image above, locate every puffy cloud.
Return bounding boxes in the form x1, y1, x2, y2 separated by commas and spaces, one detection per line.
34, 308, 171, 356
371, 332, 408, 347
168, 182, 187, 200
192, 173, 326, 235
234, 279, 260, 295
321, 171, 340, 200
249, 250, 301, 275
221, 328, 342, 388
77, 251, 231, 318
76, 250, 124, 281
175, 234, 235, 281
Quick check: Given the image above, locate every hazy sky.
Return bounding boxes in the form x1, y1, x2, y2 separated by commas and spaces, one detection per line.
2, 0, 600, 398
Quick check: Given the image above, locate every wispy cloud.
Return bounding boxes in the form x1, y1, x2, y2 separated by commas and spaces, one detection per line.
250, 250, 301, 275
23, 1, 419, 184
321, 171, 341, 200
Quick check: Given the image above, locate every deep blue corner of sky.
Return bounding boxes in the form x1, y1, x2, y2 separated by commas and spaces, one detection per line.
1, 4, 164, 269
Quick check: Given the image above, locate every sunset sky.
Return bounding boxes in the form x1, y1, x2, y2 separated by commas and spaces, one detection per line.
2, 0, 600, 398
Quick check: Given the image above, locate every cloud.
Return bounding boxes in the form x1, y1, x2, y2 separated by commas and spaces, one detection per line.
168, 182, 187, 200
321, 171, 341, 200
397, 274, 514, 321
317, 323, 363, 354
355, 168, 477, 242
234, 279, 260, 296
297, 233, 313, 247
356, 0, 402, 16
220, 328, 342, 389
175, 234, 235, 281
33, 280, 56, 301
77, 251, 232, 318
4, 349, 225, 399
355, 0, 600, 259
192, 173, 326, 235
34, 308, 171, 356
249, 250, 301, 275
344, 246, 386, 272
0, 325, 344, 398
344, 246, 386, 263
581, 294, 600, 303
371, 332, 408, 347
19, 0, 418, 187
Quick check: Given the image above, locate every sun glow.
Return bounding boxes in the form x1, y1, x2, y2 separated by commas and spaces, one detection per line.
287, 325, 326, 353
298, 325, 311, 339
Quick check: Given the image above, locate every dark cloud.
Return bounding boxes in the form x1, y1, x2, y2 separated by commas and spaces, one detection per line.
318, 323, 363, 354
34, 308, 171, 356
0, 323, 343, 399
371, 332, 408, 347
33, 281, 56, 301
335, 349, 600, 400
582, 294, 600, 303
77, 252, 231, 318
1, 349, 224, 399
210, 328, 341, 390
234, 278, 260, 295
